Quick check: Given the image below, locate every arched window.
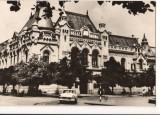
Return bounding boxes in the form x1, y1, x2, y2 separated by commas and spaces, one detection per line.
121, 58, 126, 69
71, 47, 79, 62
92, 50, 99, 67
43, 50, 50, 63
139, 59, 143, 70
82, 49, 89, 66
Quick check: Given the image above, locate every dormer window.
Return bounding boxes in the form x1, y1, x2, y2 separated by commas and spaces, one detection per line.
68, 21, 74, 28
83, 30, 89, 36
102, 36, 107, 40
87, 24, 93, 32
99, 23, 106, 28
61, 16, 67, 21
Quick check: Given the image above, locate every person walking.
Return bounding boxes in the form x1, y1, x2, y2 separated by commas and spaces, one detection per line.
142, 89, 146, 97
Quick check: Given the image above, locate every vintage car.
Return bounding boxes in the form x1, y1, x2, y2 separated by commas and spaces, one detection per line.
59, 89, 78, 104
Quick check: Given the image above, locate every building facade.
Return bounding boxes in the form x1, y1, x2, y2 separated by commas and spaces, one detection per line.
0, 1, 155, 75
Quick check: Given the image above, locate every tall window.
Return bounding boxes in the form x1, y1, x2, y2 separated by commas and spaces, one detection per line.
10, 53, 12, 65
92, 50, 99, 67
121, 58, 126, 69
64, 36, 66, 42
71, 47, 79, 64
43, 50, 50, 63
5, 59, 7, 67
82, 49, 89, 66
13, 53, 15, 64
139, 59, 143, 70
17, 54, 19, 63
25, 51, 28, 63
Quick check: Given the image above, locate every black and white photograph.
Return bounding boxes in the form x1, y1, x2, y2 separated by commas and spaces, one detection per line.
0, 0, 157, 114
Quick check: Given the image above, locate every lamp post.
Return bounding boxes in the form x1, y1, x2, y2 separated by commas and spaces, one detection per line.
99, 83, 102, 102
75, 77, 80, 94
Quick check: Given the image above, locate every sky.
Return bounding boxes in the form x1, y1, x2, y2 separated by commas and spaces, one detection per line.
0, 0, 156, 47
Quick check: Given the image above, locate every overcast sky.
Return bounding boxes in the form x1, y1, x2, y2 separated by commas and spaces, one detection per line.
0, 0, 155, 47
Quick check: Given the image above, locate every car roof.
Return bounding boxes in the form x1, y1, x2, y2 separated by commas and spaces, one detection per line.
63, 89, 75, 90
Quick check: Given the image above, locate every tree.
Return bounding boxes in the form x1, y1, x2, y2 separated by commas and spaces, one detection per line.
56, 47, 92, 93
134, 73, 146, 87
46, 62, 59, 84
7, 66, 15, 90
0, 67, 13, 94
6, 1, 155, 16
0, 69, 7, 94
120, 73, 135, 95
56, 57, 76, 89
59, 1, 156, 15
25, 55, 49, 95
13, 60, 28, 85
102, 57, 124, 94
70, 47, 90, 93
12, 55, 50, 95
143, 66, 155, 96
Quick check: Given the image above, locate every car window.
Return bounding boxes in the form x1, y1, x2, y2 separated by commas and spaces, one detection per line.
63, 90, 68, 93
63, 90, 76, 93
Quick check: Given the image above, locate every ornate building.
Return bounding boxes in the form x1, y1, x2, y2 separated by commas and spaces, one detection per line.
0, 1, 155, 76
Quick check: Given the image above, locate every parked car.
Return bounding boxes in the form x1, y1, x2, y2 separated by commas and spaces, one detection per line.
59, 89, 78, 104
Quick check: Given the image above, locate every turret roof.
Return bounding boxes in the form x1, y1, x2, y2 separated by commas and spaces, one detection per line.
20, 6, 54, 33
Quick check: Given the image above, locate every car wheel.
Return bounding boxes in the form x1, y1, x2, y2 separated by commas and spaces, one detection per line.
60, 100, 62, 104
74, 98, 77, 104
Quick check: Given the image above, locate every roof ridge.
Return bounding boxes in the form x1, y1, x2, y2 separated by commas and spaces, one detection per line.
19, 10, 39, 33
65, 11, 87, 17
110, 34, 137, 39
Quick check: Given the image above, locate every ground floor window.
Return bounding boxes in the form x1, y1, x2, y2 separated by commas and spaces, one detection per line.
43, 50, 50, 63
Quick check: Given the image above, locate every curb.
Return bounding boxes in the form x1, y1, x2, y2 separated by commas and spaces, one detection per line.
84, 101, 115, 106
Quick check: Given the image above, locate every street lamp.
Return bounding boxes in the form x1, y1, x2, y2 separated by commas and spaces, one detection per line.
99, 83, 102, 102
75, 77, 80, 94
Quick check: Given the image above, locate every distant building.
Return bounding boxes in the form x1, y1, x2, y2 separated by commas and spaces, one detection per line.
0, 1, 155, 75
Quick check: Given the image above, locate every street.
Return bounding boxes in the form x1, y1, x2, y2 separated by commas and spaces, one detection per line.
0, 95, 155, 106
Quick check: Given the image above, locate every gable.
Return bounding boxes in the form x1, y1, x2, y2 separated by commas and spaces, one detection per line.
40, 44, 54, 52
134, 53, 147, 64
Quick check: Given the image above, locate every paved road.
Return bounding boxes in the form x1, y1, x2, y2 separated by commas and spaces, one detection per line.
0, 95, 155, 106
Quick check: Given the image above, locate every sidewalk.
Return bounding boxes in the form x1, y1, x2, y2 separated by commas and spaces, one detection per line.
84, 100, 115, 106
83, 95, 155, 106
79, 93, 139, 97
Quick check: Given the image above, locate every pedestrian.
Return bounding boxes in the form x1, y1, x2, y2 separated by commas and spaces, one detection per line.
142, 89, 146, 97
